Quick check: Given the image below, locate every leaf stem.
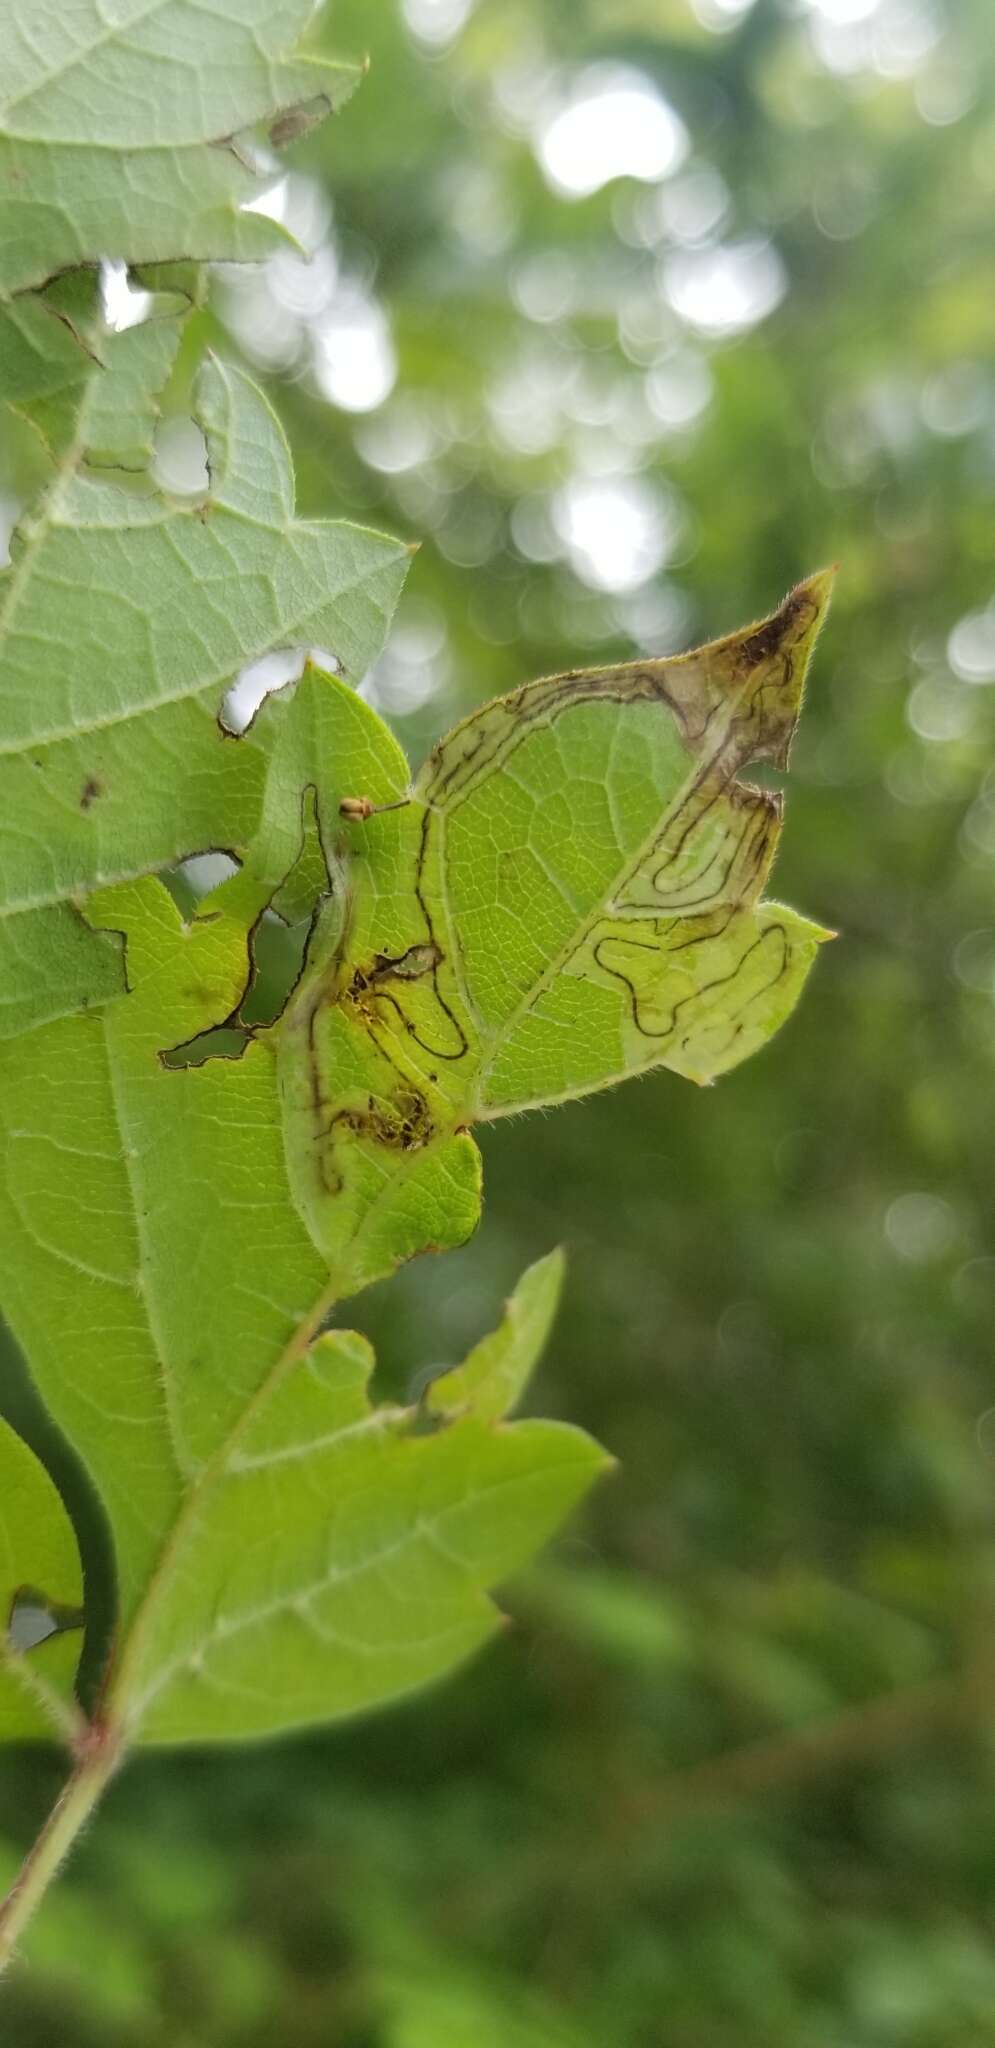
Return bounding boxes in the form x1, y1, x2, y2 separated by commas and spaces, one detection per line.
0, 1722, 122, 1979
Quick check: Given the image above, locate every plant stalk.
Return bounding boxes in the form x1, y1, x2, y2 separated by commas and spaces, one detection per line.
0, 1725, 121, 1978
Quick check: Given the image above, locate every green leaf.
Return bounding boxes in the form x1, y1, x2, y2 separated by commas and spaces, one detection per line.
0, 0, 360, 296
420, 571, 834, 1110
279, 574, 831, 1295
124, 1327, 605, 1746
428, 1250, 567, 1425
0, 2, 406, 1042
0, 354, 409, 1037
0, 578, 824, 1750
3, 265, 197, 463
0, 860, 604, 1744
0, 1416, 82, 1742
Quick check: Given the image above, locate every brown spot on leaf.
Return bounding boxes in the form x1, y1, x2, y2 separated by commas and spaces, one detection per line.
734, 588, 808, 675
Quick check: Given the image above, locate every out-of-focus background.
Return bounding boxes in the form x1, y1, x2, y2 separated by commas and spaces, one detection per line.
4, 0, 995, 2039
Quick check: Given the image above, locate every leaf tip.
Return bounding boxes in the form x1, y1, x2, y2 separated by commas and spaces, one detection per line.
791, 563, 837, 625
528, 1242, 567, 1294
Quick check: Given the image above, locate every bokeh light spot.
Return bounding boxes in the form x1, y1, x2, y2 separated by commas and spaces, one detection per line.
537, 66, 688, 199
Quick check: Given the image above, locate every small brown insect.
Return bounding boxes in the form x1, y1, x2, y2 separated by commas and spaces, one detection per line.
339, 795, 410, 823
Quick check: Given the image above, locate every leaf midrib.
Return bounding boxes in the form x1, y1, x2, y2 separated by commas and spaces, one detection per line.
127, 1438, 599, 1728
103, 1262, 342, 1732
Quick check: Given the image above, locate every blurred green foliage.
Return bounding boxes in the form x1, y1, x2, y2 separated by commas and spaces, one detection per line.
4, 0, 995, 2038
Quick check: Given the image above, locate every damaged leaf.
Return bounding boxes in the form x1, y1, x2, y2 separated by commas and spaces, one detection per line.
0, 578, 826, 1751
278, 574, 832, 1291
0, 868, 604, 1744
0, 2, 404, 1041
0, 1416, 82, 1742
0, 0, 361, 297
3, 264, 197, 463
0, 354, 409, 1037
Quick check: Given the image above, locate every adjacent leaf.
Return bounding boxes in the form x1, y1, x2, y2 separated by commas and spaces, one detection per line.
0, 1416, 82, 1741
418, 572, 834, 1109
0, 0, 360, 296
0, 354, 409, 1036
279, 574, 832, 1291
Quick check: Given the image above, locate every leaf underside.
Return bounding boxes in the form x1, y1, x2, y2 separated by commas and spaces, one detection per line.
0, 0, 403, 1040
0, 548, 829, 1745
0, 348, 410, 1038
0, 0, 831, 1748
0, 0, 360, 296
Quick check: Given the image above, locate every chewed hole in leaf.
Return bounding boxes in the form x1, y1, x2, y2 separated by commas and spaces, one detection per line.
100, 259, 154, 333
160, 853, 242, 920
165, 909, 315, 1060
0, 495, 18, 570
8, 1587, 84, 1653
159, 907, 311, 1064
221, 645, 341, 734
241, 170, 331, 246
180, 852, 242, 899
240, 914, 313, 1029
151, 418, 209, 497
240, 173, 289, 223
161, 1024, 250, 1071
